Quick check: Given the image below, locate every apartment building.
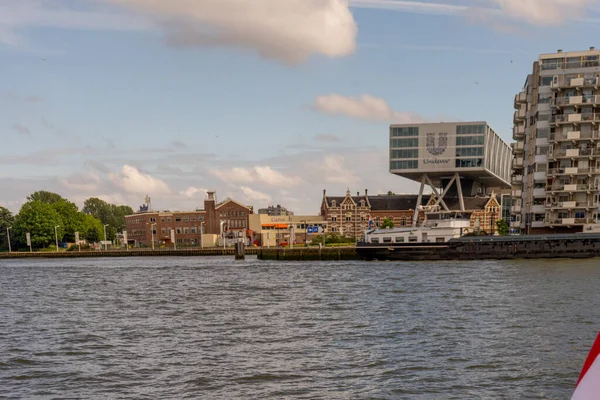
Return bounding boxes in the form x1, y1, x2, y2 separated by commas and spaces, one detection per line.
511, 48, 600, 234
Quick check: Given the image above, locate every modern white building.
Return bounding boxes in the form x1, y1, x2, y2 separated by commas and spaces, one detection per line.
390, 121, 511, 225
511, 48, 600, 234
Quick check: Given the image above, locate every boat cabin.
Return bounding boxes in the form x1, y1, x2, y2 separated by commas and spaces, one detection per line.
364, 212, 472, 244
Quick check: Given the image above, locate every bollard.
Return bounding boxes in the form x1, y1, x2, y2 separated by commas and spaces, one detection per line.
234, 242, 246, 260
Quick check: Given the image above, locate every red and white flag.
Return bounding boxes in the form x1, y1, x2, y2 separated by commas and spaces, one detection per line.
572, 332, 600, 400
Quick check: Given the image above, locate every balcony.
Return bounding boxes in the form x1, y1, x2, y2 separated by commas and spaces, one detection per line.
514, 109, 526, 122
547, 218, 591, 226
551, 113, 600, 125
512, 175, 523, 184
512, 189, 522, 198
532, 204, 547, 213
552, 95, 600, 108
552, 130, 600, 142
550, 183, 592, 193
551, 76, 599, 90
510, 220, 522, 229
514, 91, 527, 108
512, 157, 524, 168
533, 188, 546, 197
511, 141, 524, 154
511, 204, 522, 213
513, 125, 525, 139
532, 221, 546, 228
552, 148, 595, 159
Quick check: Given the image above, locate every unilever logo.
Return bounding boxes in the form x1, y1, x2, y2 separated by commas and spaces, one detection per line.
426, 132, 448, 156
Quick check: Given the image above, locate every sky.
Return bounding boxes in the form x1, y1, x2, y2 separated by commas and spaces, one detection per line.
1, 0, 600, 215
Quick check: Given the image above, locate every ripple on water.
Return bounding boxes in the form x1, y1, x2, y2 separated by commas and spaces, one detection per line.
0, 257, 598, 398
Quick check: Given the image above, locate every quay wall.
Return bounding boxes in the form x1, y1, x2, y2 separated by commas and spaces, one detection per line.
0, 247, 258, 259
257, 247, 360, 261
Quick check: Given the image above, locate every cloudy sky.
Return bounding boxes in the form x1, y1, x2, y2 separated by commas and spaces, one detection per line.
1, 0, 599, 215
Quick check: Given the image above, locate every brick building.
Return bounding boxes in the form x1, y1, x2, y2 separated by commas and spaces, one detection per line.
125, 191, 254, 247
320, 189, 504, 238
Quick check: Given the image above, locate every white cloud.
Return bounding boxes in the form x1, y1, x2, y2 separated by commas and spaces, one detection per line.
109, 165, 170, 194
240, 186, 272, 203
60, 172, 102, 192
493, 0, 591, 26
211, 166, 303, 187
321, 154, 360, 185
180, 186, 207, 198
349, 0, 597, 26
106, 0, 357, 64
314, 94, 423, 123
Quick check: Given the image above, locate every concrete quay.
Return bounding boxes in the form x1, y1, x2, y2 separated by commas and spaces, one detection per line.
257, 247, 360, 261
0, 247, 259, 259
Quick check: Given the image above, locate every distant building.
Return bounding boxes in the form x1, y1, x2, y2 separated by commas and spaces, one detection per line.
249, 214, 326, 247
125, 191, 254, 247
258, 205, 294, 216
321, 189, 503, 238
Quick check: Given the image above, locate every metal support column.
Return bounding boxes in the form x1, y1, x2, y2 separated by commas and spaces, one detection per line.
413, 174, 427, 227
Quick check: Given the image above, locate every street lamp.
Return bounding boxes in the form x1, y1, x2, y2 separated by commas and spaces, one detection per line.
103, 224, 109, 251
6, 226, 11, 253
220, 220, 226, 250
54, 225, 60, 252
199, 221, 204, 249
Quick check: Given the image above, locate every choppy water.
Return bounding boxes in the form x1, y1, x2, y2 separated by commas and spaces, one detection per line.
1, 257, 599, 399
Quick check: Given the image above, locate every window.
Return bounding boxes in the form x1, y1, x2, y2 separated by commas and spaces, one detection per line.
409, 236, 418, 242
401, 218, 407, 226
455, 158, 484, 168
390, 138, 419, 148
191, 227, 197, 234
457, 125, 485, 135
176, 217, 181, 222
331, 216, 337, 222
198, 216, 205, 221
390, 160, 418, 170
184, 228, 189, 234
191, 217, 196, 222
167, 217, 172, 222
149, 217, 156, 222
390, 126, 419, 137
176, 228, 182, 234
332, 200, 337, 207
183, 216, 189, 222
383, 237, 392, 243
161, 217, 165, 222
371, 238, 379, 243
395, 237, 405, 243
391, 149, 419, 159
345, 216, 352, 222
455, 147, 484, 157
456, 136, 484, 146
161, 228, 166, 234
540, 76, 553, 86
436, 237, 446, 243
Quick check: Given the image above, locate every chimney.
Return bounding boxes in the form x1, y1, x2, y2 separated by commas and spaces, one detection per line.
365, 189, 368, 196
323, 189, 326, 197
357, 192, 359, 196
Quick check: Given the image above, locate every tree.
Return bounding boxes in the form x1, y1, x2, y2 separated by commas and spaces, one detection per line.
52, 199, 85, 242
0, 207, 14, 251
27, 191, 66, 204
82, 198, 133, 240
387, 191, 396, 195
496, 219, 509, 236
81, 214, 103, 243
381, 217, 394, 229
13, 201, 63, 248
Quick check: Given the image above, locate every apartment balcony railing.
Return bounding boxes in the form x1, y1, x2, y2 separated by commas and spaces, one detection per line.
546, 218, 593, 226
512, 175, 523, 184
550, 76, 600, 90
512, 158, 524, 168
513, 125, 525, 139
511, 204, 522, 213
550, 167, 597, 175
551, 130, 600, 142
550, 183, 598, 192
512, 190, 522, 198
511, 142, 525, 153
510, 220, 522, 229
514, 109, 526, 122
551, 95, 600, 107
547, 201, 591, 210
514, 91, 527, 108
552, 148, 597, 158
550, 113, 600, 125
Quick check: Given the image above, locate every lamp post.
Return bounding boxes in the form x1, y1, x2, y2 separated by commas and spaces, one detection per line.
103, 224, 109, 251
54, 225, 60, 252
6, 227, 11, 253
220, 220, 226, 250
199, 222, 204, 249
151, 223, 156, 250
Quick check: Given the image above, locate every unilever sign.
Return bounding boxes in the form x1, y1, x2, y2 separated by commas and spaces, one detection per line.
423, 131, 451, 166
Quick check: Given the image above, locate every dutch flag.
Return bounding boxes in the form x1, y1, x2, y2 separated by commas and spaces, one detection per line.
572, 332, 600, 399
367, 215, 374, 229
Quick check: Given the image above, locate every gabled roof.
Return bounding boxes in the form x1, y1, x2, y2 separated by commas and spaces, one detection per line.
369, 195, 429, 211
216, 198, 252, 210
324, 196, 368, 208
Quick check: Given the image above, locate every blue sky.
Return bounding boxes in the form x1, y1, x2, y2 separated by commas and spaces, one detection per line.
1, 0, 599, 215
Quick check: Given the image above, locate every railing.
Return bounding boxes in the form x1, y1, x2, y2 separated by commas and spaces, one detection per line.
551, 114, 600, 124
549, 76, 599, 88
512, 158, 524, 168
551, 95, 600, 107
552, 130, 600, 141
514, 110, 526, 120
512, 175, 523, 183
550, 183, 596, 192
511, 142, 524, 152
549, 167, 597, 175
546, 218, 593, 225
552, 148, 596, 158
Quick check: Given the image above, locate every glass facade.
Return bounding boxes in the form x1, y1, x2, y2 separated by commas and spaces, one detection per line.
390, 126, 419, 169
391, 149, 419, 159
456, 125, 485, 135
391, 160, 418, 169
391, 127, 419, 137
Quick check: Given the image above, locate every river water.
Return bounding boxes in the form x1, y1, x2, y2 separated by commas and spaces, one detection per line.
1, 257, 598, 399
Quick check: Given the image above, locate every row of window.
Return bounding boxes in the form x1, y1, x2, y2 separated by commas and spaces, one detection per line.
456, 135, 484, 146
372, 236, 446, 243
457, 125, 485, 135
391, 149, 419, 159
391, 138, 419, 148
455, 158, 484, 168
149, 215, 205, 223
391, 160, 418, 170
455, 147, 484, 157
329, 201, 367, 208
220, 211, 247, 218
541, 57, 600, 71
391, 127, 419, 137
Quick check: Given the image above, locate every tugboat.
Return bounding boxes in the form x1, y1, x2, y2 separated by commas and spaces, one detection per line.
356, 210, 600, 261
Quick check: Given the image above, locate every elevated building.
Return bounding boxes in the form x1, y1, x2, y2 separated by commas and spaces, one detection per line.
389, 122, 511, 225
511, 48, 600, 234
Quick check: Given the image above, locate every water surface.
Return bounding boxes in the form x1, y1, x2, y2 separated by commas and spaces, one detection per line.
1, 257, 598, 399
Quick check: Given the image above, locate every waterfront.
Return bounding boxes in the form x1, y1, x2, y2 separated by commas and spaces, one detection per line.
1, 258, 599, 399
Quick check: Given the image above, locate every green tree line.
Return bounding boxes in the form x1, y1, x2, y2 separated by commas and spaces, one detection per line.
0, 191, 133, 251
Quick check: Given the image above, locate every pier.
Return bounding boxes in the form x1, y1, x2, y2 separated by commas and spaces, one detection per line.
0, 247, 259, 259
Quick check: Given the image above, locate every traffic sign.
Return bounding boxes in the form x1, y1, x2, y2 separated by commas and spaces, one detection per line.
318, 227, 324, 234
